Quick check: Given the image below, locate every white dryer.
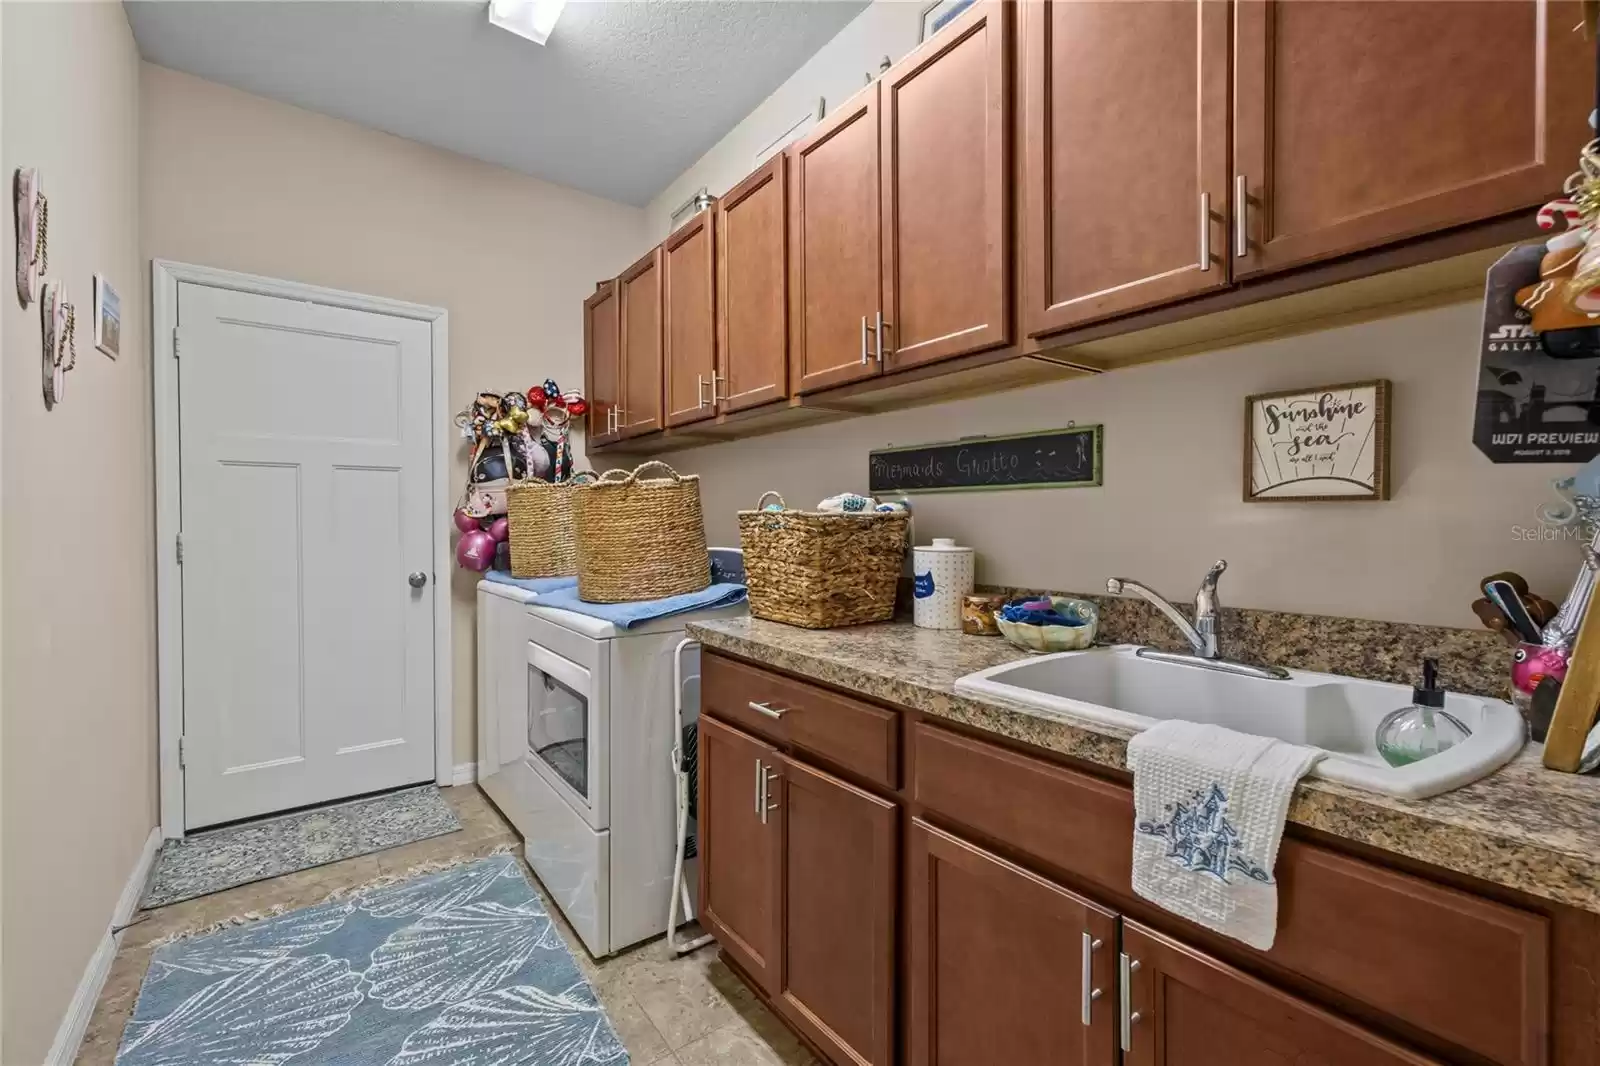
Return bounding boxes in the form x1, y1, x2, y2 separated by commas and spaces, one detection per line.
476, 580, 744, 958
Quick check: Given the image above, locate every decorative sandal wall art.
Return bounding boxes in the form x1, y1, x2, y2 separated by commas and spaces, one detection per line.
13, 167, 47, 308
39, 280, 75, 410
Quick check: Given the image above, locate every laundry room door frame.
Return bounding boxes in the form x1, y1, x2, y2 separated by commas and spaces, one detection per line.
151, 259, 454, 839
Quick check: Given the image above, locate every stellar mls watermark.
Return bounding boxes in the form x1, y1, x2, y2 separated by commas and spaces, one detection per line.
1511, 523, 1588, 542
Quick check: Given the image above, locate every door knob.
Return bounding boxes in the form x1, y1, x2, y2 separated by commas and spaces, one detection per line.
408, 571, 428, 588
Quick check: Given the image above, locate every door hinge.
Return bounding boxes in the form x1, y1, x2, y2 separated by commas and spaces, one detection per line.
178, 736, 187, 769
176, 533, 184, 565
172, 327, 181, 359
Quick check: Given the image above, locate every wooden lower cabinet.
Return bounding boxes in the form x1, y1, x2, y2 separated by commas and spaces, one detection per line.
908, 819, 1118, 1066
775, 756, 897, 1066
1119, 921, 1435, 1066
698, 716, 781, 994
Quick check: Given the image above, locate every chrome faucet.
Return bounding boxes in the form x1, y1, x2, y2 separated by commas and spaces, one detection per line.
1105, 561, 1289, 681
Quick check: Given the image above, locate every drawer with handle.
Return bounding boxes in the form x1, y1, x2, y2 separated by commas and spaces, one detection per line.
703, 652, 900, 790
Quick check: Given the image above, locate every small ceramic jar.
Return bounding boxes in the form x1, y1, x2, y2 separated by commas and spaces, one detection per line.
913, 538, 975, 630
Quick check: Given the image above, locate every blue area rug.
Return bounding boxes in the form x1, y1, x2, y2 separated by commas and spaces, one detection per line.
117, 854, 628, 1065
142, 786, 462, 909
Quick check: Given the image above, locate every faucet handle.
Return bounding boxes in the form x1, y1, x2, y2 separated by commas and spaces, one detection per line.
1195, 560, 1226, 615
1201, 560, 1227, 590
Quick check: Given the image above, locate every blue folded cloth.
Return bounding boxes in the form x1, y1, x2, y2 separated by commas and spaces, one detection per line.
484, 570, 579, 595
537, 582, 747, 628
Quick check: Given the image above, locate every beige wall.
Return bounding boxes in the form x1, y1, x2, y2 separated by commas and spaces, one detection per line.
139, 64, 647, 770
1, 4, 152, 1062
646, 0, 921, 238
662, 302, 1578, 630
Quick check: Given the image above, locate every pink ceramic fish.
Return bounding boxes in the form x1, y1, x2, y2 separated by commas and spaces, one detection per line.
1512, 642, 1569, 698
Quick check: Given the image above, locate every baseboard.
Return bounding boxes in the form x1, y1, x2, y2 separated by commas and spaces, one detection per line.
45, 826, 160, 1066
451, 762, 477, 786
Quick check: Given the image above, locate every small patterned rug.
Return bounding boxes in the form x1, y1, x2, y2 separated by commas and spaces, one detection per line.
142, 786, 461, 908
117, 854, 628, 1065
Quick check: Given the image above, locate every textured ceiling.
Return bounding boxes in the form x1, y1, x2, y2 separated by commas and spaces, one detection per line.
125, 0, 869, 205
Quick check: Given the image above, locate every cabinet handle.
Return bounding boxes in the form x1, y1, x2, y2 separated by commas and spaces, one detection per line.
1198, 192, 1211, 272
748, 700, 787, 720
697, 374, 709, 408
763, 770, 781, 823
755, 760, 766, 816
1234, 173, 1249, 259
712, 372, 727, 403
860, 315, 870, 365
1119, 953, 1142, 1051
1081, 933, 1103, 1026
874, 310, 890, 362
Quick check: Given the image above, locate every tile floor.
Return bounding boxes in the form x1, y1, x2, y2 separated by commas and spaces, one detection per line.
76, 785, 815, 1066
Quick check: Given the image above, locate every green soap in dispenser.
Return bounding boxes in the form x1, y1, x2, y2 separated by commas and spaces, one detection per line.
1376, 659, 1472, 767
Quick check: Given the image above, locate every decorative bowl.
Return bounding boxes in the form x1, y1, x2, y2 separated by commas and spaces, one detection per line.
993, 596, 1099, 654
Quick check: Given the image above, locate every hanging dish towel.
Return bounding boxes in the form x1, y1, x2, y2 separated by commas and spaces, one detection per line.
538, 582, 747, 628
1127, 720, 1322, 950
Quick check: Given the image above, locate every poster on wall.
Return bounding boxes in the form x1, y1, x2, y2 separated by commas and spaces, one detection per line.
1474, 243, 1600, 464
1244, 380, 1391, 502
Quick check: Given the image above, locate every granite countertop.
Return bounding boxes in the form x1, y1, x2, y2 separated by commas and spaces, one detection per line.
686, 616, 1600, 915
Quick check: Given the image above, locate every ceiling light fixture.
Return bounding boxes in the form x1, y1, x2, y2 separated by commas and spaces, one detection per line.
488, 0, 566, 45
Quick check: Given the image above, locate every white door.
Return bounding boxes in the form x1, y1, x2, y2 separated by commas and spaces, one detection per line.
177, 282, 436, 829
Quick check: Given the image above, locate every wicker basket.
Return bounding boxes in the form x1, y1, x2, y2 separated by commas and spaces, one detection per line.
505, 470, 595, 579
738, 491, 910, 628
573, 461, 711, 603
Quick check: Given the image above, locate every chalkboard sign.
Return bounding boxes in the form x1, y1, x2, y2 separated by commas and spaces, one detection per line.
868, 426, 1103, 494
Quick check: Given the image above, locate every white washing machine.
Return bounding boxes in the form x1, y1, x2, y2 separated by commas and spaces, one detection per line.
476, 576, 744, 958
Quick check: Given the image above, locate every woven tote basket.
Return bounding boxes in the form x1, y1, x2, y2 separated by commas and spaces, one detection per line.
573, 461, 711, 603
738, 492, 910, 628
505, 470, 596, 579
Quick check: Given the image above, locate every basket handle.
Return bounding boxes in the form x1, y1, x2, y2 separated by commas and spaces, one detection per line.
755, 490, 786, 511
625, 460, 685, 483
595, 467, 633, 484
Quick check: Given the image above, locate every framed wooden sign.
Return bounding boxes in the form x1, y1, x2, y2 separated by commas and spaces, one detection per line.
1245, 379, 1391, 502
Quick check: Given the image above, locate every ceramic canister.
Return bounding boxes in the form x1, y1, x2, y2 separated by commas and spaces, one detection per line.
913, 538, 976, 630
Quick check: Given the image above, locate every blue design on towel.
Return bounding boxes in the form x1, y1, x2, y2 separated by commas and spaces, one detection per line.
116, 855, 628, 1066
537, 583, 747, 628
913, 572, 935, 599
1136, 783, 1273, 885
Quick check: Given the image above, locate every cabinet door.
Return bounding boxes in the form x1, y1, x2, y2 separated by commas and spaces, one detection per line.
698, 715, 782, 994
776, 755, 897, 1066
618, 246, 664, 437
788, 85, 884, 394
663, 211, 717, 428
583, 281, 622, 445
880, 0, 1011, 370
717, 157, 790, 413
1119, 921, 1435, 1066
1233, 0, 1593, 278
1020, 0, 1230, 337
908, 818, 1118, 1066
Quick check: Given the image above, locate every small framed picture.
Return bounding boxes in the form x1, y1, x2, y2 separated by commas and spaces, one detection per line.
919, 0, 978, 41
93, 273, 120, 359
1244, 379, 1391, 502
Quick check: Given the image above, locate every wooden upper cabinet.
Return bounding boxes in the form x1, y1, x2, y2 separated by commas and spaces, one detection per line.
1021, 0, 1230, 338
908, 819, 1118, 1066
698, 716, 782, 996
880, 0, 1012, 369
775, 756, 897, 1066
663, 210, 717, 428
789, 86, 884, 394
1233, 0, 1594, 278
618, 245, 664, 438
717, 156, 790, 413
1119, 921, 1435, 1066
583, 281, 622, 445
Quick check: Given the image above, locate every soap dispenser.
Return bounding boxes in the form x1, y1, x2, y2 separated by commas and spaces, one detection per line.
1375, 659, 1472, 767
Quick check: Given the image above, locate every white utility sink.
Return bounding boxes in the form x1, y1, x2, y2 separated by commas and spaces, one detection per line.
954, 645, 1525, 799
